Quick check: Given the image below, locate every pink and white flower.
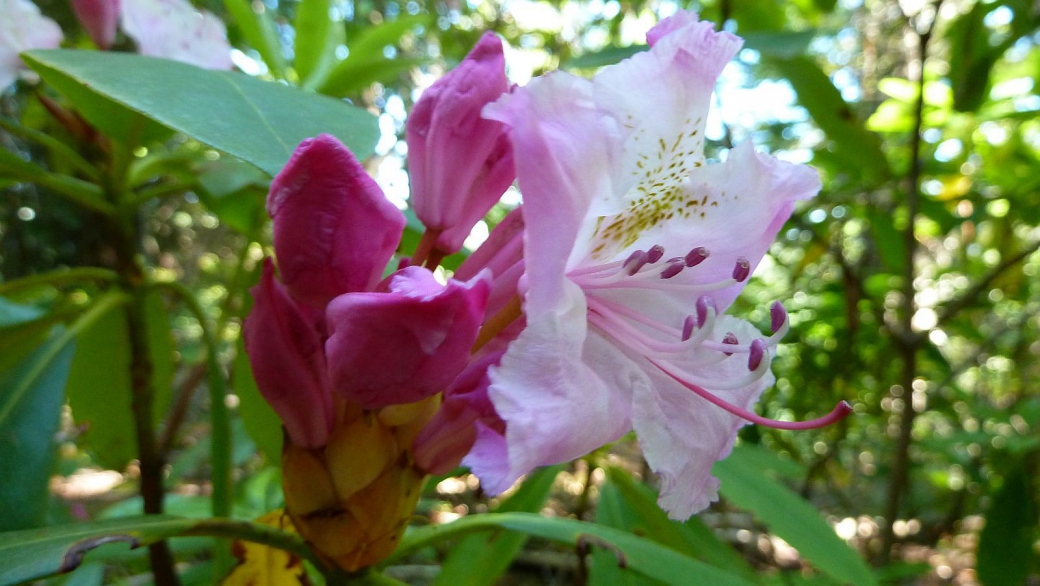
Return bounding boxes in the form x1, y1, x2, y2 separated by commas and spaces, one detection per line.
463, 12, 850, 519
0, 0, 63, 89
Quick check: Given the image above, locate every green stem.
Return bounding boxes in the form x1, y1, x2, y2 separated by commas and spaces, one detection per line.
0, 267, 119, 294
130, 180, 196, 206
148, 279, 234, 575
0, 290, 126, 425
0, 150, 113, 215
0, 115, 101, 181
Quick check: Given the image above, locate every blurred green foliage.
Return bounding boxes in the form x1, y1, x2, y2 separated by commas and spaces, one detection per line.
1, 0, 1039, 584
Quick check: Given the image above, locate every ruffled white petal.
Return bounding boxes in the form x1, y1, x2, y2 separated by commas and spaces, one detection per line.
470, 282, 634, 494
121, 0, 232, 70
632, 316, 773, 519
0, 0, 63, 89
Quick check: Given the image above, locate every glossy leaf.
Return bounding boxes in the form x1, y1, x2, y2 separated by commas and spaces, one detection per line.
392, 512, 754, 586
0, 515, 312, 584
600, 467, 758, 581
977, 464, 1038, 585
23, 50, 380, 176
714, 448, 877, 586
221, 0, 287, 78
65, 291, 173, 470
770, 56, 889, 184
0, 326, 76, 531
233, 337, 283, 461
435, 466, 563, 586
294, 0, 344, 90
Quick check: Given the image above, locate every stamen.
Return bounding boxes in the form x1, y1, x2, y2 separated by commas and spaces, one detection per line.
732, 257, 751, 282
771, 301, 787, 333
685, 247, 709, 267
748, 339, 766, 371
721, 332, 738, 356
646, 245, 665, 263
696, 296, 715, 328
651, 358, 853, 430
660, 258, 685, 279
681, 315, 696, 342
623, 250, 649, 275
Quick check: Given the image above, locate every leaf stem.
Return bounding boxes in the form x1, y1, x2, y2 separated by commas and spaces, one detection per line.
0, 115, 101, 181
0, 267, 119, 294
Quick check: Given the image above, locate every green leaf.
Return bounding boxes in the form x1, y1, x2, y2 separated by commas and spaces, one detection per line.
600, 468, 758, 581
65, 291, 173, 470
742, 30, 815, 58
714, 448, 877, 586
221, 0, 287, 78
769, 56, 889, 184
866, 209, 906, 274
294, 0, 345, 90
0, 326, 76, 531
0, 515, 313, 584
23, 50, 380, 176
195, 158, 269, 235
565, 45, 647, 69
435, 466, 563, 586
592, 472, 666, 586
393, 512, 755, 586
977, 464, 1038, 585
320, 56, 424, 98
319, 15, 428, 96
233, 336, 283, 461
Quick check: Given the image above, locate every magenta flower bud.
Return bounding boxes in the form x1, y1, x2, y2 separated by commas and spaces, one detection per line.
407, 32, 515, 256
732, 257, 751, 282
770, 301, 787, 333
414, 352, 504, 475
325, 267, 492, 410
268, 134, 405, 309
72, 0, 120, 49
243, 260, 335, 448
748, 339, 766, 371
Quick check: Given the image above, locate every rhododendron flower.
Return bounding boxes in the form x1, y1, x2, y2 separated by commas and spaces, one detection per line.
0, 0, 63, 89
244, 134, 490, 447
71, 0, 120, 50
120, 0, 232, 70
407, 32, 514, 263
464, 11, 850, 519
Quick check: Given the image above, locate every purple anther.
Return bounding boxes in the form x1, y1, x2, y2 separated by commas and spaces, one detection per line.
748, 339, 766, 371
646, 244, 665, 264
722, 332, 738, 356
732, 257, 751, 282
684, 246, 709, 267
660, 258, 685, 279
622, 249, 648, 275
695, 295, 715, 328
770, 301, 787, 333
681, 315, 696, 341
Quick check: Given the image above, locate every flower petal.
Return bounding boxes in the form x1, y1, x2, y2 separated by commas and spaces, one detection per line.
468, 282, 634, 494
268, 134, 406, 308
72, 0, 120, 49
121, 0, 233, 70
625, 141, 821, 310
407, 32, 514, 255
325, 267, 491, 409
243, 259, 335, 448
631, 316, 773, 519
413, 351, 504, 475
484, 71, 626, 318
0, 0, 64, 89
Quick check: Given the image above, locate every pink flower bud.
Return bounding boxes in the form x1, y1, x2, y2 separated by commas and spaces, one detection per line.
406, 32, 515, 255
325, 267, 491, 410
268, 134, 405, 309
72, 0, 120, 49
243, 260, 335, 448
